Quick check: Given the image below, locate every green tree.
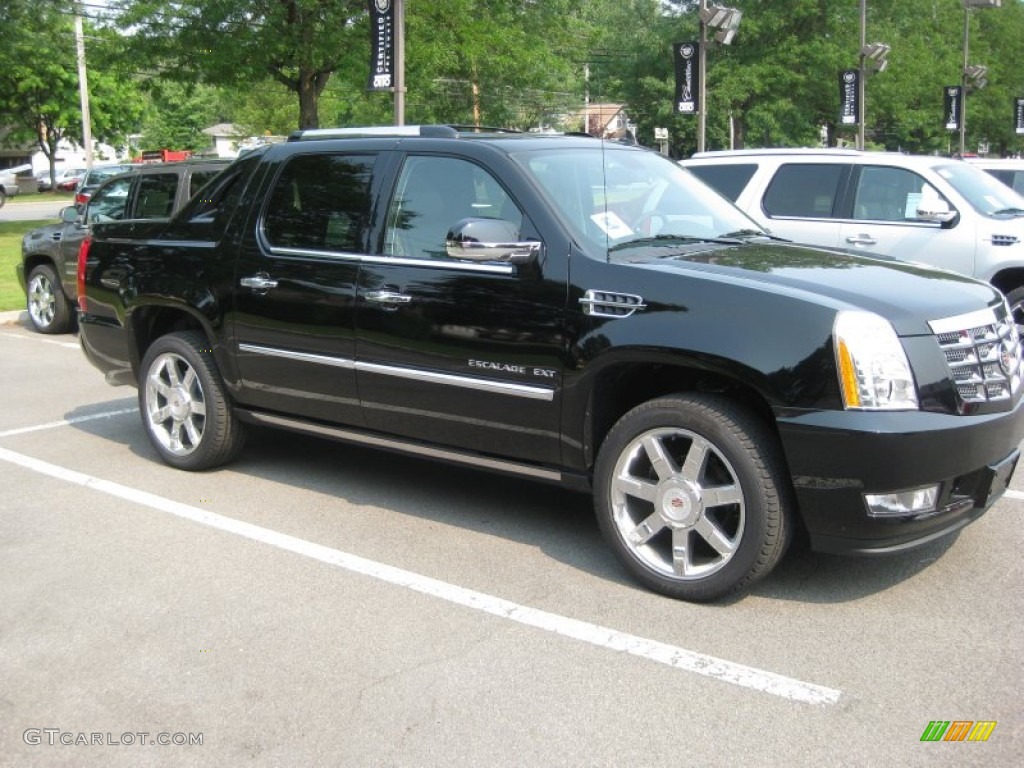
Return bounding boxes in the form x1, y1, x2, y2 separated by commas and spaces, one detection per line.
116, 0, 367, 130
0, 1, 143, 184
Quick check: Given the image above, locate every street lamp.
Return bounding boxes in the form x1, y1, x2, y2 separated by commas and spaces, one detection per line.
697, 1, 742, 153
960, 0, 1001, 155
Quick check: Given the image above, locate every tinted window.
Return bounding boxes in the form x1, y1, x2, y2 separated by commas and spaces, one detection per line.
85, 177, 133, 224
384, 156, 523, 260
263, 154, 376, 253
135, 173, 179, 218
177, 153, 261, 239
687, 163, 757, 201
852, 166, 941, 222
763, 164, 845, 218
189, 168, 222, 198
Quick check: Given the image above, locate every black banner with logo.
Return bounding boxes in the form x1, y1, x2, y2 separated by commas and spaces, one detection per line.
944, 86, 962, 132
367, 0, 394, 91
673, 42, 700, 115
1015, 97, 1024, 135
839, 70, 859, 126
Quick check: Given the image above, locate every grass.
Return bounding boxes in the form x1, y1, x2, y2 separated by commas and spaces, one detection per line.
0, 219, 52, 312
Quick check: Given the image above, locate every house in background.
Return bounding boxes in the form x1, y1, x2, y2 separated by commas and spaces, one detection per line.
567, 103, 636, 141
202, 123, 245, 158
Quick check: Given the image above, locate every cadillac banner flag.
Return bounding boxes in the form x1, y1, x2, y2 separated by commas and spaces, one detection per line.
368, 0, 395, 91
839, 70, 859, 126
944, 86, 962, 132
674, 42, 700, 115
1015, 97, 1024, 135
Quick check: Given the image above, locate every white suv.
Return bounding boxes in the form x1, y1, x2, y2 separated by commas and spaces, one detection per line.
681, 148, 1024, 322
965, 157, 1024, 196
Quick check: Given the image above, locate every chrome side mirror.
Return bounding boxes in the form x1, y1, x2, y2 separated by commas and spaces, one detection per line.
916, 200, 957, 225
446, 218, 540, 265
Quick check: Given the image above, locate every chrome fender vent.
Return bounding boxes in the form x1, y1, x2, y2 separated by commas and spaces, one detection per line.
991, 234, 1019, 247
579, 290, 647, 318
930, 304, 1022, 404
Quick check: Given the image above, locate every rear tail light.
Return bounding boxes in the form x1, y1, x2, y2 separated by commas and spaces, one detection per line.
76, 236, 92, 312
75, 192, 88, 207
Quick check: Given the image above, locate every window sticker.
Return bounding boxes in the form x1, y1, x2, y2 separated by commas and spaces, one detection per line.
590, 211, 634, 239
904, 193, 922, 219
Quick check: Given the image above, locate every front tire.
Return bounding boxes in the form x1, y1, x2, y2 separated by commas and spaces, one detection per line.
27, 263, 73, 334
594, 394, 791, 601
1004, 286, 1024, 340
139, 332, 246, 470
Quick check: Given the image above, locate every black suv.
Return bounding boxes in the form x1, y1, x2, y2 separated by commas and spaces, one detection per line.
78, 127, 1024, 600
19, 159, 230, 333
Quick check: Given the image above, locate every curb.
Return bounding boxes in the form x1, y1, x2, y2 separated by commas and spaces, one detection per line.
0, 310, 28, 326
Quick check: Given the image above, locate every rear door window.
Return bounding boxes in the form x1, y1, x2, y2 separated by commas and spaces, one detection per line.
133, 173, 179, 218
263, 153, 377, 254
686, 163, 757, 202
763, 164, 846, 218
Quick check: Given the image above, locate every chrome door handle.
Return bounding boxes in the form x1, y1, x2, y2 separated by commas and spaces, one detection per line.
365, 290, 412, 306
845, 234, 877, 246
240, 275, 279, 290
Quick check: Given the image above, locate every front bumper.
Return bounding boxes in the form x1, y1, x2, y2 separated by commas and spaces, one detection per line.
776, 397, 1024, 554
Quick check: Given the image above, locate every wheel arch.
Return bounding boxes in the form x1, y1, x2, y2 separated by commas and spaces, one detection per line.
580, 354, 782, 476
989, 267, 1024, 299
126, 304, 216, 380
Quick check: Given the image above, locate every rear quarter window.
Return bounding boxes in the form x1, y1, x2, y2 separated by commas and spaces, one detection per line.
763, 163, 845, 219
686, 163, 757, 202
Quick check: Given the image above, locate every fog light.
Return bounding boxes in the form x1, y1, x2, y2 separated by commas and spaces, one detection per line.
864, 485, 939, 517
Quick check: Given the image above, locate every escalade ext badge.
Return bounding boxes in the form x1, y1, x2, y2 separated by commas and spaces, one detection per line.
580, 290, 647, 318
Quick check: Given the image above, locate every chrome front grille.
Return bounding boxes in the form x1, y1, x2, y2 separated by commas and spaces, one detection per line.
930, 305, 1022, 404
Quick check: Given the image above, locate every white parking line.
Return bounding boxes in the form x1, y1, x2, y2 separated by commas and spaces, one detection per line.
0, 442, 842, 707
0, 331, 79, 349
0, 408, 138, 438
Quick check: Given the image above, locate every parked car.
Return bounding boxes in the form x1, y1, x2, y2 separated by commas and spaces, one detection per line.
18, 158, 230, 334
77, 126, 1024, 601
964, 157, 1024, 196
0, 165, 26, 207
681, 148, 1024, 329
39, 167, 86, 192
71, 164, 132, 208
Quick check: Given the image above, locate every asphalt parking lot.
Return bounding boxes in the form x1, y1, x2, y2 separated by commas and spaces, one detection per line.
0, 313, 1021, 767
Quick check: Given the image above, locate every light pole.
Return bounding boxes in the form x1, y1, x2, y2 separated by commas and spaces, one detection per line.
960, 0, 1000, 156
857, 0, 889, 150
696, 1, 742, 153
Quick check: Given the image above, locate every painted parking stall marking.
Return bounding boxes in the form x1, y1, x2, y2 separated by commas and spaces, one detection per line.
0, 438, 842, 707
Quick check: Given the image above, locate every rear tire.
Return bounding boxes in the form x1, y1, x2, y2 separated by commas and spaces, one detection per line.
27, 263, 73, 334
139, 332, 246, 470
594, 394, 791, 601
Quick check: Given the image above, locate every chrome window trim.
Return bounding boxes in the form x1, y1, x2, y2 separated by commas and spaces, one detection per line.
264, 244, 516, 275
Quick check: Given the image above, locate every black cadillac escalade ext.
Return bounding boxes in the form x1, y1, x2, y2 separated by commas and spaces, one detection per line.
78, 126, 1024, 601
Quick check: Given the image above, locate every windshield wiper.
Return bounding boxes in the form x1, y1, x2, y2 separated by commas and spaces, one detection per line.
606, 234, 745, 252
991, 207, 1024, 216
719, 228, 788, 241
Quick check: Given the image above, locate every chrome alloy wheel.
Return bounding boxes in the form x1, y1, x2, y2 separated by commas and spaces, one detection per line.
27, 272, 57, 329
144, 351, 208, 456
609, 427, 745, 580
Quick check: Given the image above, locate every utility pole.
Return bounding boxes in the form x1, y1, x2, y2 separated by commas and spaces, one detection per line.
858, 0, 866, 150
74, 2, 93, 169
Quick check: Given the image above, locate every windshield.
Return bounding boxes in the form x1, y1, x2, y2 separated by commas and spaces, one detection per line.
513, 145, 766, 257
932, 162, 1024, 216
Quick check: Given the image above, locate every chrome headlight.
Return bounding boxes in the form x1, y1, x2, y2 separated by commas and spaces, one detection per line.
834, 311, 919, 410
